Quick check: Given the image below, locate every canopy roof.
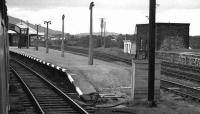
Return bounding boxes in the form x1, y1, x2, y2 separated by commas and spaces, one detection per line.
16, 22, 44, 35
8, 30, 16, 34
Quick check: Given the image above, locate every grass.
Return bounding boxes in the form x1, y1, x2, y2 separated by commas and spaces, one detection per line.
68, 46, 133, 59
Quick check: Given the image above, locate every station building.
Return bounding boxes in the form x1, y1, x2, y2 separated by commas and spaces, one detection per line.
8, 22, 44, 47
135, 23, 190, 52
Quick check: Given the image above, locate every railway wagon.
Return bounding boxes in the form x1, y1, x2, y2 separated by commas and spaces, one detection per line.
0, 0, 9, 114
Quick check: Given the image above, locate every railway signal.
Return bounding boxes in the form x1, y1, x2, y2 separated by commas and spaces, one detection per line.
61, 14, 65, 57
148, 0, 156, 107
44, 21, 51, 53
35, 24, 40, 51
88, 2, 94, 65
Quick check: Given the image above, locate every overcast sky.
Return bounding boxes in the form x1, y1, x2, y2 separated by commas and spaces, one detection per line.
6, 0, 200, 35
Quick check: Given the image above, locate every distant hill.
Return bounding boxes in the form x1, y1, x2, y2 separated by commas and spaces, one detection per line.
75, 32, 119, 36
8, 16, 62, 35
190, 36, 200, 39
8, 16, 123, 36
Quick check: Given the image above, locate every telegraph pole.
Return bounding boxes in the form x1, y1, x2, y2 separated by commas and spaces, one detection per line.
44, 27, 46, 45
103, 21, 106, 48
100, 18, 104, 46
20, 20, 23, 25
148, 0, 156, 107
44, 21, 51, 53
88, 2, 94, 65
26, 21, 30, 48
61, 14, 65, 57
35, 24, 40, 51
155, 4, 159, 50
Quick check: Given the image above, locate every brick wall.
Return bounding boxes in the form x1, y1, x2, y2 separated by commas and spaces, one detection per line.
136, 23, 190, 52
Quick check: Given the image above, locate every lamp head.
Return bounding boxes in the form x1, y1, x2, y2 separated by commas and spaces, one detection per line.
62, 14, 65, 20
89, 2, 94, 10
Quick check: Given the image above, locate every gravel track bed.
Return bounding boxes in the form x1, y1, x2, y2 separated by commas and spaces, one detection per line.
9, 68, 37, 114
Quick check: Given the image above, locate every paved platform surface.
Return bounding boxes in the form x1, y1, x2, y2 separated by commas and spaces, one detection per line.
9, 47, 200, 114
10, 47, 132, 95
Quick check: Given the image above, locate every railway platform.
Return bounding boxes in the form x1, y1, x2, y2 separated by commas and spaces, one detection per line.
9, 46, 132, 96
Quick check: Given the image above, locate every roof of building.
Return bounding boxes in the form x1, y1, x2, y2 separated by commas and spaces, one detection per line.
8, 30, 16, 34
16, 22, 44, 35
136, 22, 190, 26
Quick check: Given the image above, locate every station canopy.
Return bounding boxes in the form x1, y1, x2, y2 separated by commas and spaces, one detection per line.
8, 30, 16, 34
16, 22, 44, 36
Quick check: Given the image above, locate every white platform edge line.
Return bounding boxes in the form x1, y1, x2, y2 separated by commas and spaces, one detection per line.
10, 50, 84, 96
66, 73, 84, 96
56, 66, 61, 70
67, 74, 74, 83
76, 87, 83, 96
46, 63, 50, 66
62, 68, 66, 72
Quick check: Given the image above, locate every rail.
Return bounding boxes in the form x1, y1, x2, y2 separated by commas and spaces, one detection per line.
10, 59, 89, 114
161, 79, 200, 101
10, 66, 45, 114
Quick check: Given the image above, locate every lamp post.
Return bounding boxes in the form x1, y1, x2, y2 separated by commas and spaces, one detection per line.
103, 21, 106, 48
44, 21, 51, 53
148, 0, 156, 107
100, 18, 104, 46
26, 21, 30, 48
35, 24, 40, 51
88, 2, 94, 65
61, 14, 65, 57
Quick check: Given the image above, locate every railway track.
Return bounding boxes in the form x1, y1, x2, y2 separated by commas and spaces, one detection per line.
161, 61, 200, 82
10, 59, 90, 114
9, 68, 38, 114
10, 52, 96, 112
161, 67, 200, 82
161, 79, 200, 101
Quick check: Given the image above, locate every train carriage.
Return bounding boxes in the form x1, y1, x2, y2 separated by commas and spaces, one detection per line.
0, 0, 9, 114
